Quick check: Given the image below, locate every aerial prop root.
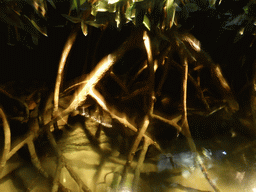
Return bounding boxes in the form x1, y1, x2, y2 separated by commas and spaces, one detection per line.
181, 57, 221, 192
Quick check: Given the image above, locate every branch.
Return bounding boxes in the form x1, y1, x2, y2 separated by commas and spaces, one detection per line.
180, 58, 221, 192
57, 27, 145, 119
171, 60, 211, 111
132, 136, 151, 191
89, 88, 160, 151
152, 113, 182, 133
0, 107, 11, 177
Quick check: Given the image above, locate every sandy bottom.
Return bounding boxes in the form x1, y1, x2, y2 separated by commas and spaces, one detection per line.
0, 117, 256, 192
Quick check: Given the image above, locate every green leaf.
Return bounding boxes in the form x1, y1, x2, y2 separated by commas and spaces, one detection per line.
115, 6, 121, 28
166, 0, 176, 29
27, 0, 47, 18
108, 3, 117, 13
76, 0, 81, 13
47, 0, 56, 9
61, 14, 82, 23
244, 6, 249, 14
71, 0, 87, 11
91, 4, 97, 16
81, 22, 88, 36
209, 0, 216, 7
85, 21, 103, 28
125, 2, 135, 21
24, 15, 47, 37
143, 14, 150, 30
108, 0, 120, 4
97, 0, 109, 12
0, 5, 23, 28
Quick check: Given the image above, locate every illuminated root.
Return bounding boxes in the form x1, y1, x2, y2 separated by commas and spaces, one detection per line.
56, 27, 145, 119
89, 88, 160, 150
0, 107, 11, 177
171, 60, 211, 111
210, 64, 239, 113
156, 57, 171, 97
151, 113, 182, 133
0, 110, 48, 179
132, 136, 151, 191
42, 26, 236, 192
53, 30, 78, 118
27, 138, 48, 178
119, 117, 151, 191
38, 28, 147, 191
120, 83, 149, 101
181, 57, 221, 192
109, 71, 129, 94
45, 126, 91, 192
